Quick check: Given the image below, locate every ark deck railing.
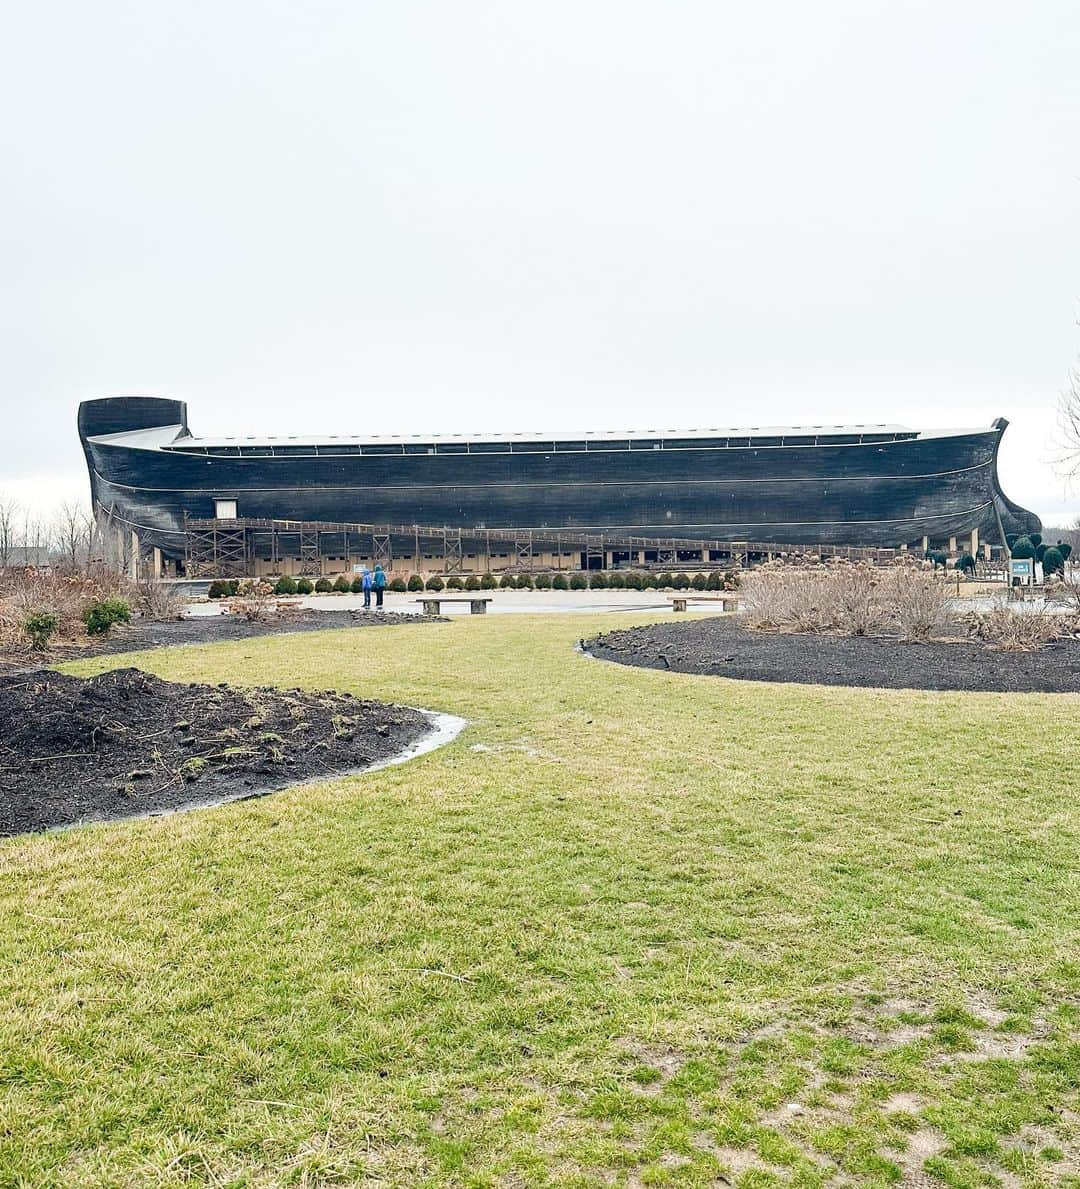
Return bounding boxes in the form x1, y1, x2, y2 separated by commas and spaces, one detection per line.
183, 515, 899, 578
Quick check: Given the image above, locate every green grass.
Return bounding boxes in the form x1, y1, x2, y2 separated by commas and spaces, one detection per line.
1, 613, 1078, 1186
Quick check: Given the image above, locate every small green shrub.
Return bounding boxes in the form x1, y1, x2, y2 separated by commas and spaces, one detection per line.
407, 575, 425, 592
499, 574, 515, 589
641, 573, 658, 589
296, 577, 315, 595
622, 572, 642, 590
672, 572, 690, 590
1058, 541, 1072, 561
1010, 537, 1035, 559
954, 553, 976, 574
1029, 532, 1042, 548
426, 575, 445, 592
465, 575, 481, 591
82, 597, 131, 637
569, 573, 588, 590
389, 577, 407, 592
607, 572, 625, 589
314, 577, 333, 593
691, 572, 708, 590
516, 573, 534, 590
23, 610, 60, 651
350, 576, 364, 594
552, 573, 569, 590
480, 574, 497, 590
446, 576, 464, 590
226, 580, 240, 596
274, 575, 298, 595
589, 572, 607, 589
656, 572, 673, 589
208, 580, 228, 599
333, 575, 351, 593
705, 570, 723, 590
533, 572, 552, 589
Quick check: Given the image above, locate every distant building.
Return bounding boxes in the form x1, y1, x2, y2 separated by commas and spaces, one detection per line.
79, 396, 1040, 574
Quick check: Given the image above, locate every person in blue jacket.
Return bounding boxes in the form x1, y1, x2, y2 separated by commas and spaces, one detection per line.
361, 566, 372, 609
373, 564, 386, 608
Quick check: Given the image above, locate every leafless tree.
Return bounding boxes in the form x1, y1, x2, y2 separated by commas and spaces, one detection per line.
1057, 359, 1080, 480
52, 500, 94, 568
0, 496, 17, 570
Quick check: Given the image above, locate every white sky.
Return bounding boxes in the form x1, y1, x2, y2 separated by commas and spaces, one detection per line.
2, 1, 1079, 525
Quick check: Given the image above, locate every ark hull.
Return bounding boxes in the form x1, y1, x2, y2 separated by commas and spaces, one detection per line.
79, 397, 1040, 560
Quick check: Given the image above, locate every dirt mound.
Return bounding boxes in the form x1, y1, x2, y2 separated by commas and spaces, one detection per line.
0, 668, 431, 835
584, 616, 1080, 693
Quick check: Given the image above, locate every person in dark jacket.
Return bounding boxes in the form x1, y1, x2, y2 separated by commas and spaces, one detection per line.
360, 567, 372, 609
373, 564, 386, 608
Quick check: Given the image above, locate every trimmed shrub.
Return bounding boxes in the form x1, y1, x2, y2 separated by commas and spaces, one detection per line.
1042, 546, 1065, 576
1058, 542, 1072, 561
208, 580, 229, 599
641, 573, 658, 589
1029, 532, 1042, 548
516, 573, 534, 590
480, 574, 497, 590
24, 610, 60, 651
691, 572, 708, 591
534, 572, 552, 589
623, 572, 642, 590
672, 572, 690, 590
82, 597, 131, 637
407, 575, 425, 592
425, 575, 445, 592
389, 577, 407, 592
465, 575, 481, 591
705, 570, 723, 590
607, 572, 625, 589
296, 577, 315, 595
446, 576, 464, 590
333, 575, 351, 593
499, 574, 515, 589
1006, 533, 1020, 548
954, 553, 976, 575
589, 571, 607, 589
656, 572, 673, 589
226, 580, 240, 596
1010, 537, 1035, 559
569, 573, 588, 590
552, 573, 569, 590
274, 575, 298, 595
350, 577, 364, 594
314, 577, 333, 593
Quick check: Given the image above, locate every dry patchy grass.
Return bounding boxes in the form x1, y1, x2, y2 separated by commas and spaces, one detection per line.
0, 613, 1077, 1186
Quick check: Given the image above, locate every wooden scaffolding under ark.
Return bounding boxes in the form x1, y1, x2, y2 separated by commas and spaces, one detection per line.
182, 516, 904, 579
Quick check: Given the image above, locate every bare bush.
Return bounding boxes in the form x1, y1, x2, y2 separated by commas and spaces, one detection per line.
137, 579, 185, 621
962, 600, 1078, 651
884, 567, 953, 641
231, 579, 276, 622
1045, 575, 1080, 614
0, 565, 131, 653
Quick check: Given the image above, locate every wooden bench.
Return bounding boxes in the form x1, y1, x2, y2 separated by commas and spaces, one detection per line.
415, 597, 493, 616
669, 594, 739, 613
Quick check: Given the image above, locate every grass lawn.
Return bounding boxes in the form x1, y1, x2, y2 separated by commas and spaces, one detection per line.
1, 613, 1078, 1187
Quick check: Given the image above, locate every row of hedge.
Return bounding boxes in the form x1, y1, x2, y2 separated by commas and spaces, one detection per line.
208, 570, 739, 598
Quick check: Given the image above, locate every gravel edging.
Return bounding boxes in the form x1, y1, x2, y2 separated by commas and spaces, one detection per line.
583, 616, 1080, 693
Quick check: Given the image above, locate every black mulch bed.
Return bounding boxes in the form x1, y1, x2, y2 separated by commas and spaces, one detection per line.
583, 615, 1080, 693
5, 608, 445, 670
0, 667, 432, 835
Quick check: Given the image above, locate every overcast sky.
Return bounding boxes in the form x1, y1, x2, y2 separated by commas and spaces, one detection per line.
2, 1, 1079, 526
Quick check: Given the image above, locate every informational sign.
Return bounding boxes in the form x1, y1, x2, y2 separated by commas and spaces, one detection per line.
1010, 558, 1033, 583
